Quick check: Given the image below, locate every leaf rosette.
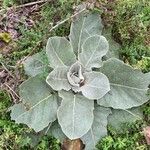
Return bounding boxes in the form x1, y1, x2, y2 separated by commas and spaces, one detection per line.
46, 58, 110, 100
10, 10, 150, 150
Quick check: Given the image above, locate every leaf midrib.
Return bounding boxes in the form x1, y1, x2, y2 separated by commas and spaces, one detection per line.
85, 81, 147, 91
84, 37, 101, 68
50, 40, 65, 66
84, 84, 109, 90
110, 83, 147, 91
77, 17, 86, 58
90, 128, 96, 146
72, 95, 76, 138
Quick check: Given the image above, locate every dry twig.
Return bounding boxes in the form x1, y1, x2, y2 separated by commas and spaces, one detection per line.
4, 83, 20, 99
1, 62, 16, 79
0, 0, 50, 13
49, 8, 86, 32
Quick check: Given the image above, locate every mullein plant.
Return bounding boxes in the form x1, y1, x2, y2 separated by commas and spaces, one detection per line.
10, 9, 150, 150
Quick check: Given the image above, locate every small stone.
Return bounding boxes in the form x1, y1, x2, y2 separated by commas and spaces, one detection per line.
143, 126, 150, 145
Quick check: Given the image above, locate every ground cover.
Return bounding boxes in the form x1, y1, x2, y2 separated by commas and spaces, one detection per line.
0, 0, 150, 149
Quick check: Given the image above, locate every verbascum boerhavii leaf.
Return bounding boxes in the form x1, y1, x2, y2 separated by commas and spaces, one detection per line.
98, 58, 150, 109
57, 90, 94, 139
11, 75, 58, 132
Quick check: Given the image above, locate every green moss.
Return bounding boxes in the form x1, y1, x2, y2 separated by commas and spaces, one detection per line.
111, 0, 150, 65
37, 135, 60, 150
2, 0, 16, 7
0, 91, 32, 149
97, 121, 148, 150
135, 57, 150, 72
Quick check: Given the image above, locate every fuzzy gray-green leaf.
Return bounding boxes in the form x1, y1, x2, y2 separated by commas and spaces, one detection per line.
57, 91, 94, 140
10, 75, 58, 132
69, 12, 103, 57
23, 52, 49, 76
79, 35, 109, 70
98, 58, 150, 109
81, 105, 111, 150
80, 72, 110, 100
46, 36, 76, 68
46, 66, 71, 91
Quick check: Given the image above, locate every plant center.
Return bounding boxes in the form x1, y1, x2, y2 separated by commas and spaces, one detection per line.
67, 62, 85, 87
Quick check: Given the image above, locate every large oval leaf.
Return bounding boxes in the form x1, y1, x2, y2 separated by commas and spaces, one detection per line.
10, 75, 58, 132
23, 52, 49, 77
46, 66, 71, 91
69, 12, 103, 58
81, 105, 111, 150
79, 35, 109, 70
57, 91, 94, 140
80, 71, 110, 100
98, 58, 150, 109
46, 36, 76, 68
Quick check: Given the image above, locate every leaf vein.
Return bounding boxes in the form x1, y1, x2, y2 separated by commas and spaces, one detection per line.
72, 95, 76, 138
15, 94, 52, 121
77, 18, 86, 58
110, 83, 147, 91
50, 40, 65, 66
84, 38, 101, 68
90, 128, 96, 146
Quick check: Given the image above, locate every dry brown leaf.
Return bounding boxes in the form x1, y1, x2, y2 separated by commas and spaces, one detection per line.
61, 138, 84, 150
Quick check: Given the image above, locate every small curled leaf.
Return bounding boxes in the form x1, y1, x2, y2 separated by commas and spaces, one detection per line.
67, 62, 85, 87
